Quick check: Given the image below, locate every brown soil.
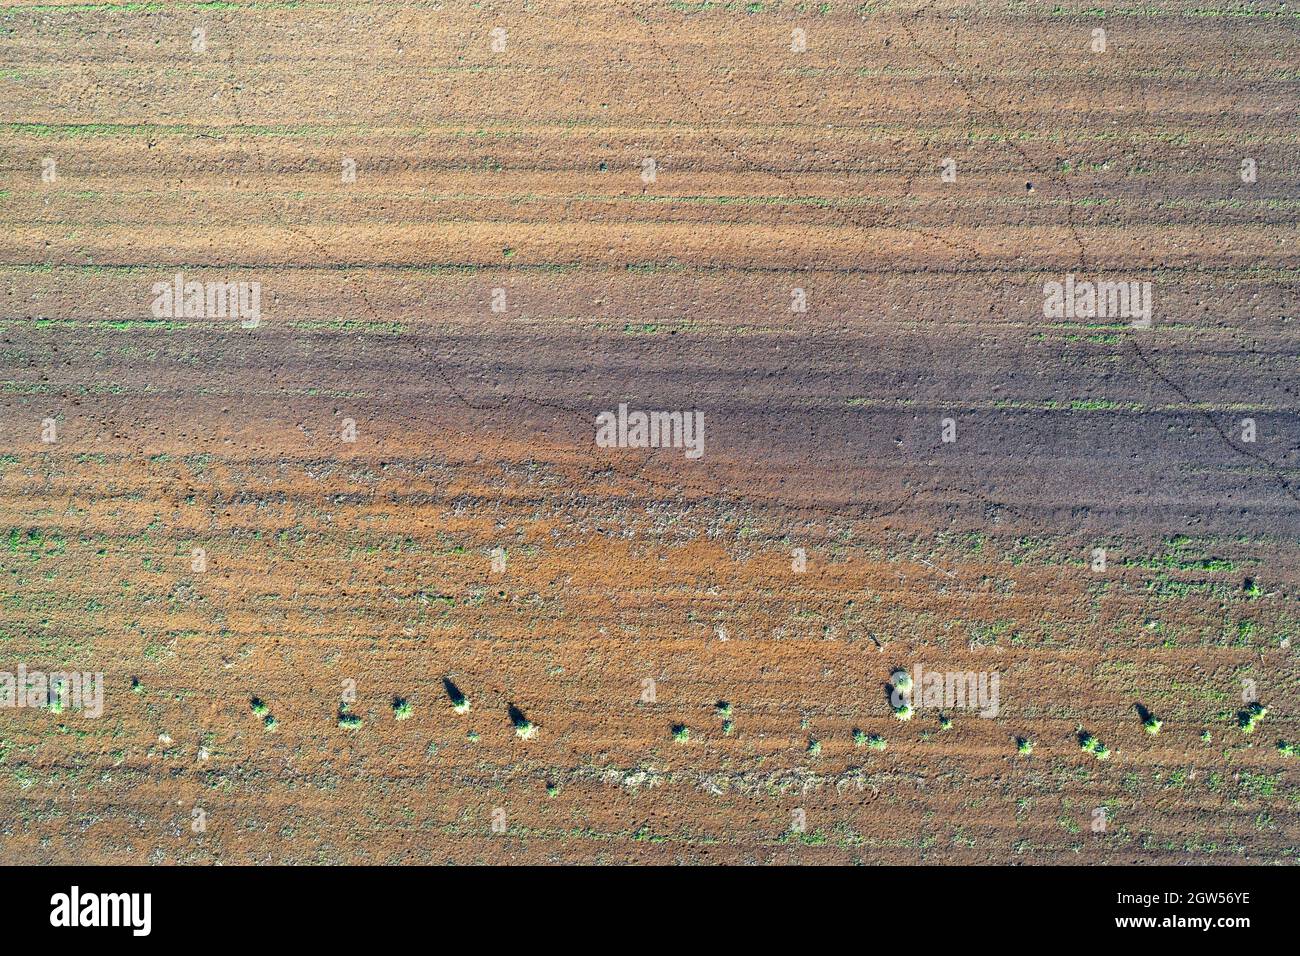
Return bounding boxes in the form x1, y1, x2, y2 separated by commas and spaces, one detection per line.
0, 0, 1296, 864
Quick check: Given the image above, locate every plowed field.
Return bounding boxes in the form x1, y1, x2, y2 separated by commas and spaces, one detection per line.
1, 0, 1297, 863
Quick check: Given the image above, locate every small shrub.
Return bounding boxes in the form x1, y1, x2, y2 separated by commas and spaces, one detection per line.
806, 738, 822, 757
337, 703, 361, 729
865, 734, 886, 751
715, 701, 732, 719
893, 701, 913, 722
672, 724, 690, 744
250, 697, 268, 717
1239, 702, 1268, 734
1079, 732, 1110, 759
444, 678, 470, 714
263, 715, 278, 732
1017, 737, 1034, 755
130, 677, 143, 695
510, 704, 537, 739
1200, 730, 1212, 743
392, 697, 413, 721
1278, 741, 1296, 759
939, 714, 953, 731
721, 719, 734, 736
853, 729, 868, 747
1135, 704, 1161, 736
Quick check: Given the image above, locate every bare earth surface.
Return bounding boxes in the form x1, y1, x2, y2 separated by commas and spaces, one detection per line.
0, 0, 1297, 863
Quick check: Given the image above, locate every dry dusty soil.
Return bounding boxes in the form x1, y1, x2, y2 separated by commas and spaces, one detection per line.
0, 0, 1298, 864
